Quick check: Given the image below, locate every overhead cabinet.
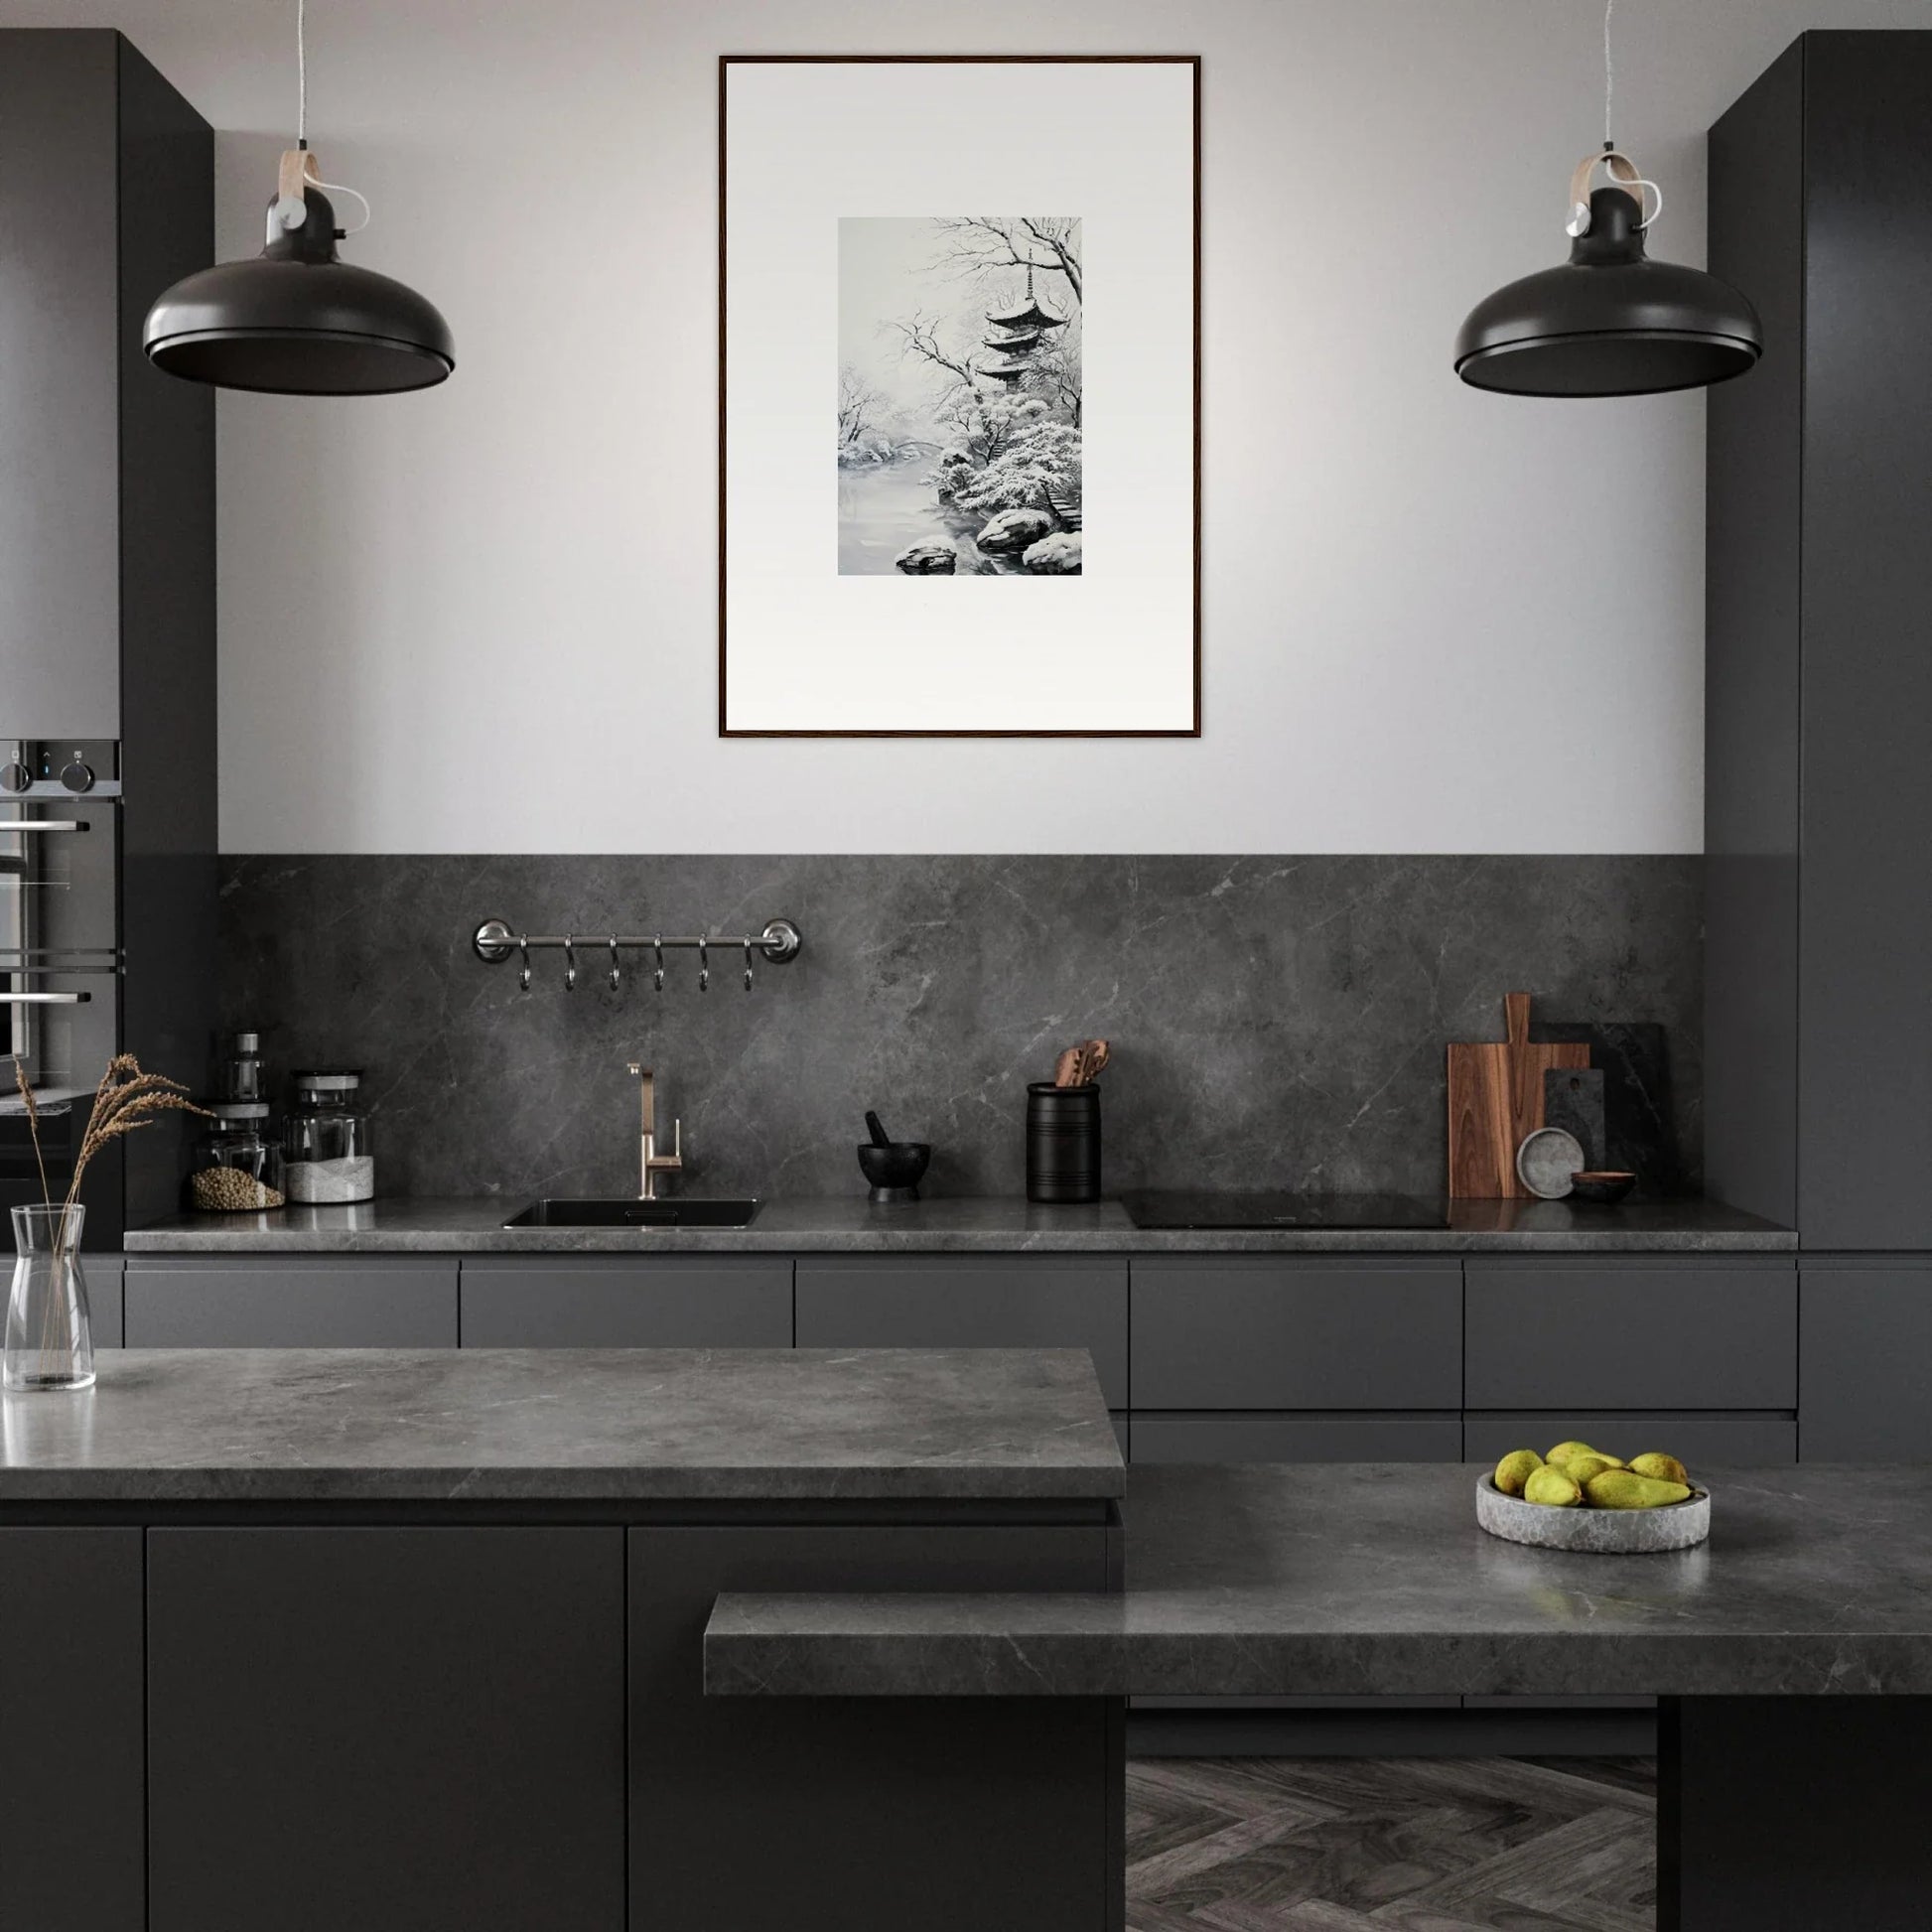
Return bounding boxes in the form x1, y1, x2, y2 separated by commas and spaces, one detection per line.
0, 30, 212, 739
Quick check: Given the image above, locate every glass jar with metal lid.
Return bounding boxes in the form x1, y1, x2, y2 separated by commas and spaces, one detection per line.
283, 1069, 375, 1204
186, 1103, 287, 1213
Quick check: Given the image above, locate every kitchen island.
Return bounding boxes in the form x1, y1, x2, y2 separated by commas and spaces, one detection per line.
0, 1346, 1124, 1932
713, 1461, 1932, 1931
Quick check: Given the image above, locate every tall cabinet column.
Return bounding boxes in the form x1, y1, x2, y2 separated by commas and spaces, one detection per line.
1707, 30, 1932, 1454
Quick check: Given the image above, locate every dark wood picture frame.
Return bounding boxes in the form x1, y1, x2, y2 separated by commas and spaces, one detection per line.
718, 54, 1202, 739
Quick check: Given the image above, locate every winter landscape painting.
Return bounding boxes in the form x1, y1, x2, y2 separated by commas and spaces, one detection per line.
722, 55, 1196, 735
838, 217, 1083, 577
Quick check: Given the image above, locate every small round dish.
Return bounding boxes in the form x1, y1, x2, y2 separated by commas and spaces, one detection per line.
1516, 1127, 1586, 1199
1569, 1170, 1637, 1205
1476, 1474, 1711, 1553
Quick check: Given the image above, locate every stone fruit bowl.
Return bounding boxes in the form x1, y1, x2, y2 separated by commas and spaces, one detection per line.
1476, 1474, 1711, 1553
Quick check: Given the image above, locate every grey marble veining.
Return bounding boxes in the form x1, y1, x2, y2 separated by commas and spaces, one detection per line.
122, 1192, 1792, 1253
217, 855, 1704, 1202
705, 1461, 1932, 1698
0, 1348, 1122, 1502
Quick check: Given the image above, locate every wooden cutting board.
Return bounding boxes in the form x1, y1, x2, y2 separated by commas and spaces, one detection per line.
1448, 993, 1590, 1198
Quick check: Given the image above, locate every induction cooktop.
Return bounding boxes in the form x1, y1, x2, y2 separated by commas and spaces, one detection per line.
1120, 1191, 1450, 1231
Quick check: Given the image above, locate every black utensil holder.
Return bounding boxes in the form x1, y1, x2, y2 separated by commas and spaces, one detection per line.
1028, 1082, 1101, 1204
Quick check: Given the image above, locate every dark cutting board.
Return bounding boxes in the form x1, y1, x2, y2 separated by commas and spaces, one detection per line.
1529, 1021, 1683, 1196
1448, 993, 1590, 1198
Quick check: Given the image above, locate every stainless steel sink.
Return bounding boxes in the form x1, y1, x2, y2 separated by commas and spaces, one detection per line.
502, 1197, 761, 1229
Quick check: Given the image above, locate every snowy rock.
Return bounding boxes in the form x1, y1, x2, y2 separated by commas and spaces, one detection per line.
976, 507, 1056, 553
895, 542, 957, 575
1023, 532, 1082, 575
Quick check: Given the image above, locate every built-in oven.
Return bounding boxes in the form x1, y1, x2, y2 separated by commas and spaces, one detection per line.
0, 741, 123, 1231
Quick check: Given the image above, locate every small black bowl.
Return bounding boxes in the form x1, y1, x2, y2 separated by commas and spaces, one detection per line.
1569, 1170, 1637, 1205
858, 1141, 930, 1203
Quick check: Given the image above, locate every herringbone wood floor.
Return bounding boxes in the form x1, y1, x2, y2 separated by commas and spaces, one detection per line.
1126, 1756, 1657, 1931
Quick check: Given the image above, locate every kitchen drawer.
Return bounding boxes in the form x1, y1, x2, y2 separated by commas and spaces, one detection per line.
1463, 1412, 1797, 1466
84, 1254, 123, 1348
1464, 1259, 1796, 1411
1131, 1414, 1462, 1463
125, 1257, 458, 1348
460, 1258, 791, 1349
1131, 1258, 1460, 1411
794, 1258, 1127, 1408
1111, 1413, 1130, 1459
1800, 1263, 1932, 1459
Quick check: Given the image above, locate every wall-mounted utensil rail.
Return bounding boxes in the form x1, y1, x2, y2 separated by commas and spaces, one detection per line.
473, 916, 802, 993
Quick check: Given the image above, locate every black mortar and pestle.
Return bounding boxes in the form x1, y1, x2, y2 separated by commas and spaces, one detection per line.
858, 1110, 930, 1203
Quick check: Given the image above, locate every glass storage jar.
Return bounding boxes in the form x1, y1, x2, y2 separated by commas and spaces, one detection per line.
186, 1103, 287, 1212
213, 1030, 266, 1103
284, 1069, 375, 1204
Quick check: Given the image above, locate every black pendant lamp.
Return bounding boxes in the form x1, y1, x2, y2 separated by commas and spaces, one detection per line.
144, 0, 453, 395
1454, 2, 1759, 397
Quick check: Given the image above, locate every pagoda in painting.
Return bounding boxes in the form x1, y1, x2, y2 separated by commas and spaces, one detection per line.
980, 267, 1067, 387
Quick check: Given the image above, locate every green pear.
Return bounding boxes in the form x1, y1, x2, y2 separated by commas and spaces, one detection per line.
1628, 1451, 1690, 1486
1494, 1449, 1543, 1496
1524, 1465, 1584, 1507
1546, 1440, 1600, 1465
1585, 1469, 1693, 1510
1556, 1452, 1619, 1485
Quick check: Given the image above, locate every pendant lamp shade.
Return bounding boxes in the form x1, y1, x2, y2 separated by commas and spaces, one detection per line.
1455, 184, 1760, 399
144, 183, 454, 395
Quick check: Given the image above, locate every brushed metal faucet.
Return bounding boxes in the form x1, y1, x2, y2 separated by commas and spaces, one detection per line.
624, 1062, 683, 1199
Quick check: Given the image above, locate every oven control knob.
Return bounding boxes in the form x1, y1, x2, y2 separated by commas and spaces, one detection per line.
0, 761, 29, 793
60, 759, 94, 795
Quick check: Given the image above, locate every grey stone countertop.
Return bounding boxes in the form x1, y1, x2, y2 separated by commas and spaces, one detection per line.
121, 1194, 1795, 1254
706, 1461, 1932, 1698
0, 1347, 1123, 1504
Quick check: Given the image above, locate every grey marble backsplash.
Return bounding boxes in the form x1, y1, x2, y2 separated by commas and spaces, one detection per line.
218, 856, 1702, 1202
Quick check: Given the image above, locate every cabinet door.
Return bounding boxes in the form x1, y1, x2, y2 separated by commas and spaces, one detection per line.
148, 1527, 624, 1932
461, 1257, 791, 1347
0, 32, 120, 734
0, 1528, 144, 1932
1131, 1259, 1461, 1411
85, 1254, 123, 1347
631, 1523, 1114, 1932
1132, 1414, 1461, 1463
1801, 1264, 1932, 1459
796, 1257, 1128, 1408
125, 1257, 458, 1346
1463, 1413, 1797, 1466
1464, 1260, 1795, 1410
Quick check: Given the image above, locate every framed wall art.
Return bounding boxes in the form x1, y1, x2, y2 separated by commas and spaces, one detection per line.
719, 55, 1200, 737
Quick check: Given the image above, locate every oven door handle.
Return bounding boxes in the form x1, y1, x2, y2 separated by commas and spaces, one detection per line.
0, 992, 90, 1005
0, 821, 88, 834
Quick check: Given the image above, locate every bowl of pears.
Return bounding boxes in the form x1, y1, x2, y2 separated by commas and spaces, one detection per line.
1477, 1440, 1710, 1552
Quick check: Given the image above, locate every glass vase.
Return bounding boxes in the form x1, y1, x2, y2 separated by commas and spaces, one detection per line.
6, 1204, 95, 1393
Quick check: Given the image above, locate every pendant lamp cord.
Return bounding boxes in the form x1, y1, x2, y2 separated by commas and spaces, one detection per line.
1602, 0, 1614, 147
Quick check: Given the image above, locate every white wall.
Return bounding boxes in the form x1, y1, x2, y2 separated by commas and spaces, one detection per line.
6, 0, 1927, 854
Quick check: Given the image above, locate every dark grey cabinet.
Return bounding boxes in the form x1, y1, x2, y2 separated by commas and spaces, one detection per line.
1801, 1264, 1932, 1460
1133, 1415, 1461, 1463
460, 1256, 791, 1347
628, 1523, 1115, 1932
1708, 33, 1932, 1250
795, 1257, 1128, 1408
0, 1529, 144, 1932
1463, 1414, 1797, 1467
147, 1527, 626, 1932
1464, 1260, 1795, 1411
125, 1257, 459, 1346
85, 1254, 124, 1347
1131, 1258, 1461, 1411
